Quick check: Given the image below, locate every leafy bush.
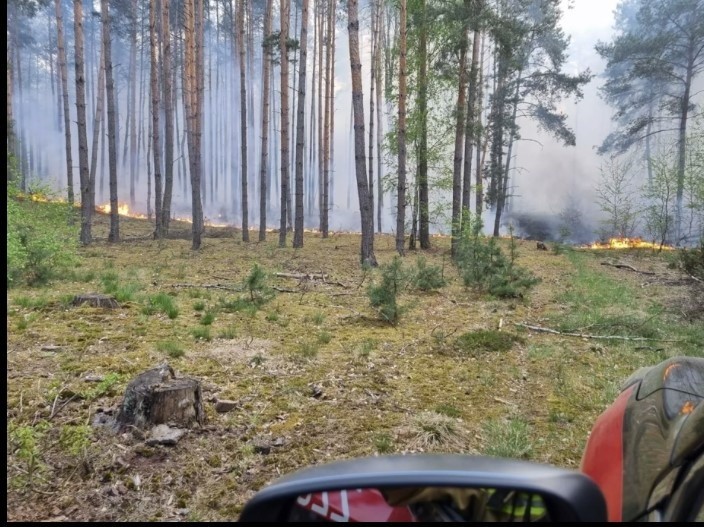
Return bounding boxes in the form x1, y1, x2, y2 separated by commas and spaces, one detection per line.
678, 241, 704, 280
411, 256, 446, 291
244, 263, 273, 304
7, 175, 78, 287
455, 214, 540, 298
454, 330, 524, 356
368, 256, 408, 324
142, 293, 179, 319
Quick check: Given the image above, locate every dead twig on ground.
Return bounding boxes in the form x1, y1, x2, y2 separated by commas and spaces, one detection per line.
170, 283, 242, 292
514, 322, 682, 342
600, 262, 656, 275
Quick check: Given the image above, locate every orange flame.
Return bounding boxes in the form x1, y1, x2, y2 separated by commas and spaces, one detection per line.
585, 237, 674, 250
96, 202, 148, 219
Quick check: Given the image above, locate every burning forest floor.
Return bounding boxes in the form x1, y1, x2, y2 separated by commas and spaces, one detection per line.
6, 213, 704, 522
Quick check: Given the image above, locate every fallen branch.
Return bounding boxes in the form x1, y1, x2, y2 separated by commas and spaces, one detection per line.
514, 322, 681, 342
275, 272, 328, 280
170, 283, 242, 292
275, 272, 349, 289
688, 274, 703, 284
600, 262, 656, 275
272, 287, 298, 293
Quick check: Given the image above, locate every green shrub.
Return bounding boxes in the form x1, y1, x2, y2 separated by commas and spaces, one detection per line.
368, 256, 407, 324
7, 177, 78, 287
193, 300, 206, 311
156, 341, 185, 358
243, 264, 273, 304
678, 241, 704, 280
191, 326, 212, 341
411, 256, 446, 291
454, 330, 524, 356
200, 311, 215, 326
455, 214, 540, 298
143, 293, 179, 319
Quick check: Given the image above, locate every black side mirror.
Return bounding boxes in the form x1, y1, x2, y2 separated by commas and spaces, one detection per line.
238, 454, 607, 522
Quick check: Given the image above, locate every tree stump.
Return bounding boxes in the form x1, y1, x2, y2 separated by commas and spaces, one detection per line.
72, 293, 119, 308
116, 364, 206, 430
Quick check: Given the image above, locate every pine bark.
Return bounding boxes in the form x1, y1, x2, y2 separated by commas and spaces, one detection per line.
161, 0, 175, 233
102, 0, 119, 242
396, 0, 408, 256
279, 0, 290, 247
56, 0, 74, 205
418, 0, 430, 249
238, 0, 249, 241
259, 0, 273, 241
74, 0, 92, 244
293, 0, 310, 248
451, 25, 469, 257
150, 0, 163, 238
347, 0, 377, 266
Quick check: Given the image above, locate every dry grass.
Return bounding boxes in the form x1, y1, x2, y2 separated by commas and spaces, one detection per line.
6, 212, 702, 521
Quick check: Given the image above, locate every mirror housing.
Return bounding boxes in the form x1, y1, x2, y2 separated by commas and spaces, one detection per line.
238, 454, 607, 522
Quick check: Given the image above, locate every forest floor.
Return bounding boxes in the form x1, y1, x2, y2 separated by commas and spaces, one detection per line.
6, 212, 704, 521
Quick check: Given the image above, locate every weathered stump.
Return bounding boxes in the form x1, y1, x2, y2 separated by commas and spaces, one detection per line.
116, 364, 206, 429
72, 293, 119, 308
536, 242, 549, 251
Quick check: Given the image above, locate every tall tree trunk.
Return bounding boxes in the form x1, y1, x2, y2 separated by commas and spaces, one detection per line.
7, 28, 15, 164
418, 0, 430, 249
347, 0, 377, 266
89, 41, 105, 215
129, 0, 138, 208
674, 52, 694, 245
150, 0, 163, 238
396, 0, 408, 256
183, 0, 204, 250
475, 31, 485, 217
259, 0, 273, 241
375, 0, 384, 233
238, 0, 249, 241
102, 0, 119, 242
318, 1, 325, 233
322, 0, 332, 238
56, 0, 74, 205
293, 0, 310, 248
464, 27, 480, 219
74, 0, 92, 244
329, 4, 336, 212
307, 0, 317, 217
161, 0, 174, 233
488, 50, 508, 236
279, 0, 290, 247
368, 0, 377, 236
451, 25, 469, 257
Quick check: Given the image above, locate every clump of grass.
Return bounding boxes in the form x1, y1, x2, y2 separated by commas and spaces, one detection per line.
217, 326, 237, 340
317, 330, 332, 344
409, 411, 466, 451
13, 295, 49, 309
100, 270, 119, 293
454, 330, 524, 356
250, 353, 266, 367
357, 339, 376, 358
373, 433, 394, 454
193, 300, 206, 311
82, 372, 122, 400
59, 424, 92, 457
298, 341, 319, 359
114, 282, 141, 302
200, 310, 215, 326
435, 403, 461, 418
309, 311, 325, 325
143, 292, 179, 319
219, 297, 257, 316
156, 340, 185, 358
16, 316, 30, 331
191, 326, 212, 341
70, 269, 96, 283
482, 417, 533, 459
265, 311, 279, 322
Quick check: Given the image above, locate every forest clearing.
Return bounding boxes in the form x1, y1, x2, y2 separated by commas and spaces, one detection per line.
7, 211, 703, 522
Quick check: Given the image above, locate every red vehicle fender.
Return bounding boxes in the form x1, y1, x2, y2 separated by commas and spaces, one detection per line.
581, 384, 635, 522
296, 488, 417, 522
